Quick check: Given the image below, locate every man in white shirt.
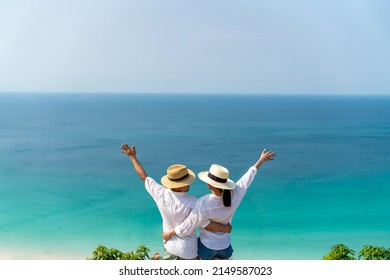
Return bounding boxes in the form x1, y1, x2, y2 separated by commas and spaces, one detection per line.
162, 148, 276, 259
121, 144, 231, 260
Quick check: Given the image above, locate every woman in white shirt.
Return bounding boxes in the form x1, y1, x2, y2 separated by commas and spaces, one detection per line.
162, 148, 276, 260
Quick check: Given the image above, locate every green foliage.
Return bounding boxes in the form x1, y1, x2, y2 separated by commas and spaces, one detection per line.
88, 245, 151, 260
323, 244, 356, 260
324, 244, 390, 260
358, 245, 390, 260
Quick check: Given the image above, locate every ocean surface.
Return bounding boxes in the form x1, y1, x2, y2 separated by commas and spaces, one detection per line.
0, 93, 389, 260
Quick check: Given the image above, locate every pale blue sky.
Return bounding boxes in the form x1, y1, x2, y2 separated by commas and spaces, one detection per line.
0, 0, 389, 94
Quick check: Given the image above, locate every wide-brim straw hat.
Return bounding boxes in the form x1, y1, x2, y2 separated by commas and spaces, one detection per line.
198, 164, 236, 190
161, 164, 196, 189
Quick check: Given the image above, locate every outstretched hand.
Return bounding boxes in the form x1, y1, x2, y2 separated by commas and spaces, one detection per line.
260, 149, 276, 162
254, 148, 276, 169
121, 144, 136, 158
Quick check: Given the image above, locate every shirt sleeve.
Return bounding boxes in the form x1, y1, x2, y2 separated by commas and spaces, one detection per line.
199, 219, 211, 228
234, 166, 258, 198
144, 177, 165, 202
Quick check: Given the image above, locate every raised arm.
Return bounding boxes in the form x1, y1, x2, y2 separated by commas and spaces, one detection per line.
121, 144, 147, 181
254, 148, 276, 169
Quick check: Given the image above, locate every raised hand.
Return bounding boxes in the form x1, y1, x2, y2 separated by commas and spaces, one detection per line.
121, 143, 136, 158
260, 149, 276, 162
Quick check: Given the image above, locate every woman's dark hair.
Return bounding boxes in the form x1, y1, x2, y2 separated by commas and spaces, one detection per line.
222, 189, 231, 207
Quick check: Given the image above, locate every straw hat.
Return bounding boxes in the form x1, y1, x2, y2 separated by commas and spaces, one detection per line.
161, 164, 195, 189
198, 164, 236, 190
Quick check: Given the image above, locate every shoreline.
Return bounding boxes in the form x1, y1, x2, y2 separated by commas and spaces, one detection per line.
2, 240, 389, 260
0, 249, 89, 261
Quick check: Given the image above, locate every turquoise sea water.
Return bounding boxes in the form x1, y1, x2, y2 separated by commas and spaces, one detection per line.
1, 93, 389, 259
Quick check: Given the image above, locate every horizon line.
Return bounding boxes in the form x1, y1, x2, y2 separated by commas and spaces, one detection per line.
0, 91, 389, 97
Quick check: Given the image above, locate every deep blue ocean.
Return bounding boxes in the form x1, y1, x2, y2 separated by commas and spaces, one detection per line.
1, 93, 389, 259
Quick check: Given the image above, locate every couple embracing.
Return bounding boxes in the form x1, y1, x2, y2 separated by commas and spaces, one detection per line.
121, 144, 275, 260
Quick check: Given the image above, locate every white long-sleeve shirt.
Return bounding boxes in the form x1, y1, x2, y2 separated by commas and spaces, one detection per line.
174, 166, 258, 250
145, 177, 198, 259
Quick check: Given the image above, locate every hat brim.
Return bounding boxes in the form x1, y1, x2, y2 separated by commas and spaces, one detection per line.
198, 171, 236, 190
161, 169, 196, 189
